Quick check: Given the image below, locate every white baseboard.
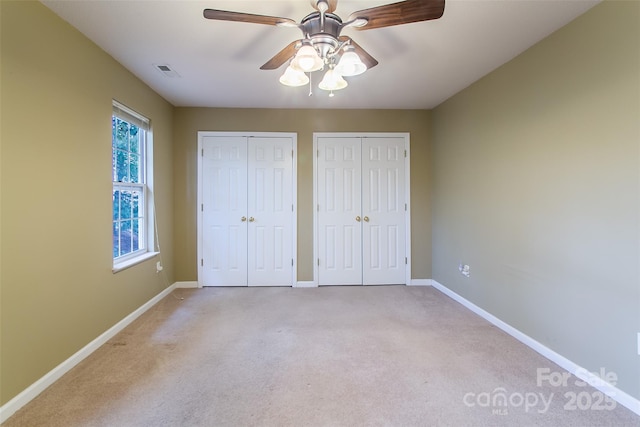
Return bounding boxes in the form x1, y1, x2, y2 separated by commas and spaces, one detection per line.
294, 281, 317, 288
0, 284, 176, 424
296, 280, 432, 287
174, 281, 199, 288
430, 280, 640, 416
408, 279, 433, 286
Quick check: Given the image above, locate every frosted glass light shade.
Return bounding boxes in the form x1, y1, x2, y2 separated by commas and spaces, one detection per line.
335, 51, 366, 76
279, 66, 309, 87
293, 45, 323, 72
318, 69, 347, 91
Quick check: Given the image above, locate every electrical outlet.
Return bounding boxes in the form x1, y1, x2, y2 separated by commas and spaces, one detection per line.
458, 263, 470, 278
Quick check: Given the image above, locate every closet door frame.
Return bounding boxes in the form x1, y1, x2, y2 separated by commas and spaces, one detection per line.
313, 132, 411, 286
197, 131, 297, 287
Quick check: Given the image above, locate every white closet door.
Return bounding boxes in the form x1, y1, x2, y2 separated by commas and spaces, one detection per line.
201, 136, 248, 286
317, 137, 362, 285
248, 137, 293, 286
361, 137, 406, 285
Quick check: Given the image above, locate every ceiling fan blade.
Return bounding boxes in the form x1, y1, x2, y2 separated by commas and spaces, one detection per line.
347, 0, 445, 31
203, 9, 297, 27
309, 0, 339, 13
339, 36, 378, 69
260, 40, 300, 70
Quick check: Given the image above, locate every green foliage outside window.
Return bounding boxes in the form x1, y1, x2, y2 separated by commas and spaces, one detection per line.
112, 116, 144, 259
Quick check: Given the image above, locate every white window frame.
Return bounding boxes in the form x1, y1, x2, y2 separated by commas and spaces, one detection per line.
112, 101, 157, 272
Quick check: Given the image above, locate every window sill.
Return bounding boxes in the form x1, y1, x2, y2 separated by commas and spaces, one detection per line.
112, 251, 159, 274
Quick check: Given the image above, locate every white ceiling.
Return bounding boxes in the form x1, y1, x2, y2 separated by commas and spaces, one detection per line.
41, 0, 600, 110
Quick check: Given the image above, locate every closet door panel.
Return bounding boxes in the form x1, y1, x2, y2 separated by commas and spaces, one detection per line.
201, 136, 248, 286
362, 137, 406, 285
248, 137, 293, 286
317, 137, 362, 285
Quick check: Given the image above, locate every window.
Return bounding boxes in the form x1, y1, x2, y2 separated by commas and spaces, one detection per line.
112, 101, 153, 269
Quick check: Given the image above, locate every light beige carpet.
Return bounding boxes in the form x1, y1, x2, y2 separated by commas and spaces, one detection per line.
4, 285, 639, 426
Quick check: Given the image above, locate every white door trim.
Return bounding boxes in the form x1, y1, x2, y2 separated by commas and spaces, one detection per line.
312, 132, 411, 286
197, 131, 297, 287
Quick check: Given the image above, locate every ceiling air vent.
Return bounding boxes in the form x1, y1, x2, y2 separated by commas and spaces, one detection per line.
154, 64, 180, 78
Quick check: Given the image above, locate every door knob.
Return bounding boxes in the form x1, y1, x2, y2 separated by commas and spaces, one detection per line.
241, 216, 247, 222
363, 216, 369, 222
249, 217, 255, 222
356, 216, 361, 222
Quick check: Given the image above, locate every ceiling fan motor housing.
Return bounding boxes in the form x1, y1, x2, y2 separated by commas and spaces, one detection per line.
301, 12, 344, 61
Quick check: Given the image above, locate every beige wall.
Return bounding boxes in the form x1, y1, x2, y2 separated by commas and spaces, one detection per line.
431, 1, 640, 400
173, 108, 432, 282
0, 1, 175, 405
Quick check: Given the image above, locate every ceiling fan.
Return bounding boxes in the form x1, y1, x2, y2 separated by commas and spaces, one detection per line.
203, 0, 445, 95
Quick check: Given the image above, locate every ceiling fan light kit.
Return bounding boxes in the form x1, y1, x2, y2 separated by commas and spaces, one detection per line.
335, 47, 367, 77
279, 64, 310, 87
319, 67, 348, 91
204, 0, 445, 97
292, 43, 324, 73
